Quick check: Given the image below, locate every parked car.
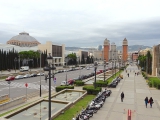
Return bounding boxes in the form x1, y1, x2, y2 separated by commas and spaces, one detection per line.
60, 81, 68, 86
86, 67, 90, 70
37, 72, 44, 76
15, 75, 24, 80
23, 74, 31, 78
20, 66, 29, 72
68, 79, 74, 85
5, 76, 15, 81
30, 73, 37, 77
108, 82, 117, 88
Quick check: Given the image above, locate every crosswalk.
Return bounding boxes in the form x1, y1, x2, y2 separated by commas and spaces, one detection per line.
0, 81, 55, 91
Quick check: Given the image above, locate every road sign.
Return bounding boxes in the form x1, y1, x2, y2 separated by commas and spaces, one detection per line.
25, 83, 28, 87
7, 81, 11, 84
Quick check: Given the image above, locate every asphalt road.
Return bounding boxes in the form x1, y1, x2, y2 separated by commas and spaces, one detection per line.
0, 65, 109, 99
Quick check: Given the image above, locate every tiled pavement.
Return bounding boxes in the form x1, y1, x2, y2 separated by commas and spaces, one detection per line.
89, 64, 160, 120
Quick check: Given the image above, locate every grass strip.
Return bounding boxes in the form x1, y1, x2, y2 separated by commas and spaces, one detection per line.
54, 95, 95, 120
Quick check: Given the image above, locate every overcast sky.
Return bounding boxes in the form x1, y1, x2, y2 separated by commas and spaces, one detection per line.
0, 0, 160, 47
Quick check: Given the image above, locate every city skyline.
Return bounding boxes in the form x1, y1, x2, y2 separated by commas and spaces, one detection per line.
0, 0, 160, 47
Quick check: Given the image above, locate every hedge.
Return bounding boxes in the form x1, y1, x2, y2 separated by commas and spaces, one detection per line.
148, 77, 160, 89
74, 80, 85, 86
93, 80, 108, 87
83, 86, 101, 95
55, 86, 74, 92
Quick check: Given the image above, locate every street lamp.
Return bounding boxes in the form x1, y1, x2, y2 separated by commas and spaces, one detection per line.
18, 55, 20, 71
94, 61, 98, 89
65, 57, 70, 85
14, 58, 17, 73
43, 53, 56, 120
77, 56, 81, 80
38, 50, 42, 97
103, 60, 106, 82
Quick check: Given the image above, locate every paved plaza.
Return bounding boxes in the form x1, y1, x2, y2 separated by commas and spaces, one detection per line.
1, 64, 160, 120
89, 64, 160, 120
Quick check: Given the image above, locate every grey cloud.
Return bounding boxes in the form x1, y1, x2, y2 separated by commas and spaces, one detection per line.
1, 18, 160, 47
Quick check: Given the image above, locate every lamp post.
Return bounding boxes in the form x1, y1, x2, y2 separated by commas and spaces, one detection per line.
112, 53, 114, 77
65, 57, 69, 85
14, 58, 17, 73
43, 53, 56, 120
77, 56, 81, 80
103, 60, 106, 82
38, 50, 42, 97
115, 55, 116, 77
18, 55, 20, 71
94, 61, 98, 89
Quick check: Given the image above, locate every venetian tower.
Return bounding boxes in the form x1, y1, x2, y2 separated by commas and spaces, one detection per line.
122, 38, 128, 62
103, 38, 110, 62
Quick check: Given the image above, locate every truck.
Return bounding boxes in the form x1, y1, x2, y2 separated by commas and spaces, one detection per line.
20, 66, 29, 72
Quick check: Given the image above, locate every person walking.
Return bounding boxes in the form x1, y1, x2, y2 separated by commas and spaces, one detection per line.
127, 73, 129, 77
148, 97, 154, 108
144, 97, 149, 108
121, 92, 124, 102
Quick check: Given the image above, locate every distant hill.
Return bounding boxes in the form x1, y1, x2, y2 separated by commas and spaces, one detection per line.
66, 45, 152, 52
117, 45, 152, 52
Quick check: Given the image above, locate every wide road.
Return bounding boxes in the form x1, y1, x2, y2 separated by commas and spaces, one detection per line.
0, 64, 111, 99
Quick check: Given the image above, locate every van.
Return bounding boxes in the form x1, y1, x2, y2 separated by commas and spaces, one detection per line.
20, 66, 29, 72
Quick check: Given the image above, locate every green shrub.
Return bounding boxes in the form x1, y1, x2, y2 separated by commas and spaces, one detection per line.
74, 80, 84, 86
148, 77, 160, 89
94, 80, 108, 87
56, 86, 74, 92
83, 86, 101, 95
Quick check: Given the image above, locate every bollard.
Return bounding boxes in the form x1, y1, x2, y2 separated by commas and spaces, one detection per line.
128, 109, 131, 120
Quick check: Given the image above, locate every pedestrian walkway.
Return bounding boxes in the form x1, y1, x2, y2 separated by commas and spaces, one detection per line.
89, 64, 160, 120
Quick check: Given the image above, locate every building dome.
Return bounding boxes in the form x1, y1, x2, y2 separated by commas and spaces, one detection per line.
7, 32, 40, 47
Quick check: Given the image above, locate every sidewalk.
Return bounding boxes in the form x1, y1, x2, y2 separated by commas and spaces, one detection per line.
89, 64, 160, 120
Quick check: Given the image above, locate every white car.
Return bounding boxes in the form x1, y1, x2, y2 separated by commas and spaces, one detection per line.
15, 75, 24, 80
60, 81, 68, 86
23, 74, 31, 78
37, 72, 44, 76
86, 67, 90, 70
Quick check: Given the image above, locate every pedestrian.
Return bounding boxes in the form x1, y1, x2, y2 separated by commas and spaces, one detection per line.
135, 72, 136, 76
127, 73, 129, 77
148, 97, 154, 108
121, 92, 124, 102
144, 97, 149, 108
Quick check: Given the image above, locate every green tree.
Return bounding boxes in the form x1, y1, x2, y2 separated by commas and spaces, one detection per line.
67, 53, 77, 65
146, 51, 152, 74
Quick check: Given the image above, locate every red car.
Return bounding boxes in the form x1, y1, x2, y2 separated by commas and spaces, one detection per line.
68, 79, 74, 85
96, 71, 101, 74
5, 76, 15, 81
